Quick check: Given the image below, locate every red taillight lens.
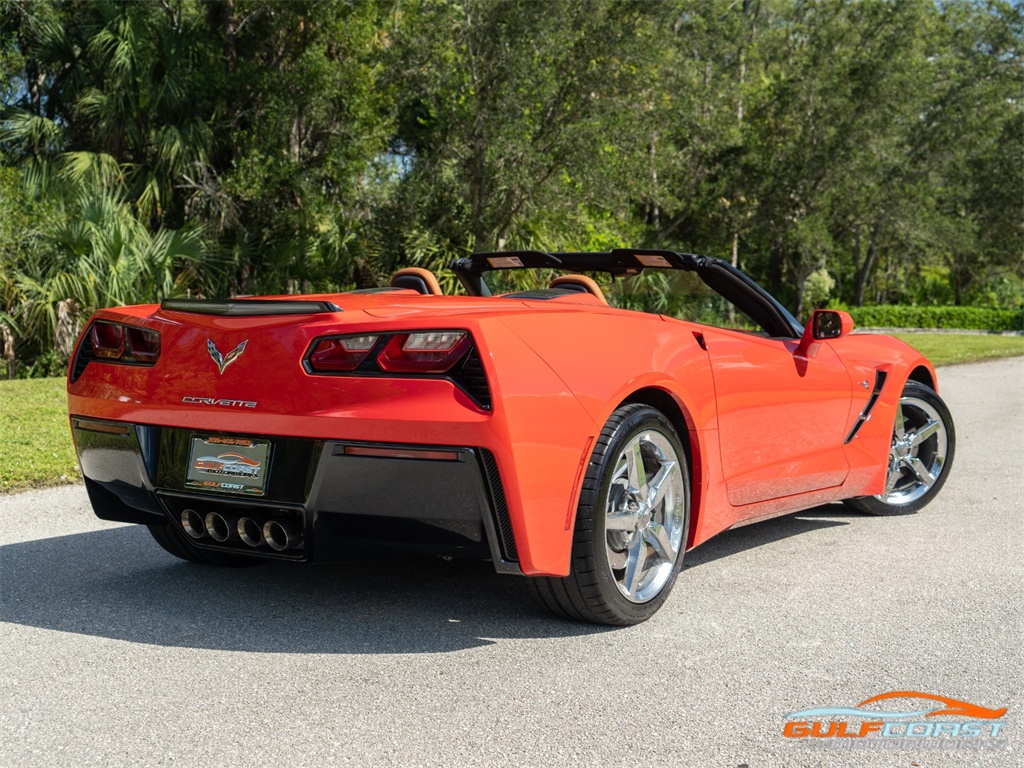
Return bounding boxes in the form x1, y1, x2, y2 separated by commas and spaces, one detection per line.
86, 321, 160, 364
73, 320, 161, 381
308, 334, 379, 372
377, 331, 470, 373
89, 321, 126, 358
127, 327, 161, 363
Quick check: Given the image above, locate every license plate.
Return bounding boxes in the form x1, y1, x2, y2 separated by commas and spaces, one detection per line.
185, 435, 270, 496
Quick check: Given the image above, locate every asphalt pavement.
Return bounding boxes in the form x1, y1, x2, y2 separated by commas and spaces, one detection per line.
1, 357, 1021, 768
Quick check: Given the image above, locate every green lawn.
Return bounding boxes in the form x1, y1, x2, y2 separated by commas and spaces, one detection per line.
1, 333, 1022, 493
0, 377, 79, 493
891, 333, 1024, 367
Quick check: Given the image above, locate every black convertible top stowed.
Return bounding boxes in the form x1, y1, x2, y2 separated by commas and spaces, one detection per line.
450, 248, 803, 339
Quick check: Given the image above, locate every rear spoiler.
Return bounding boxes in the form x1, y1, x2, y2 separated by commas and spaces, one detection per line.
160, 299, 343, 316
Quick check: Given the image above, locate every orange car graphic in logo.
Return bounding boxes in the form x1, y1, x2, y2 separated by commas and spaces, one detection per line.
193, 452, 262, 477
782, 692, 1007, 741
784, 691, 1006, 740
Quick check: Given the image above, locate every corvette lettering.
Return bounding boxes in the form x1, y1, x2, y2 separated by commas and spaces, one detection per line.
182, 396, 257, 408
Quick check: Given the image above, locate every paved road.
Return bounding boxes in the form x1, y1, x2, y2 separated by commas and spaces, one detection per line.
1, 358, 1021, 768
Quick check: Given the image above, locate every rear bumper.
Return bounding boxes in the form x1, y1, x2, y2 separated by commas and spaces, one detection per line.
72, 417, 522, 574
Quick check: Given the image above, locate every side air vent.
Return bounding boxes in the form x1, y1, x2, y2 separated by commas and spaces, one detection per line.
845, 370, 888, 444
480, 449, 517, 562
161, 299, 342, 316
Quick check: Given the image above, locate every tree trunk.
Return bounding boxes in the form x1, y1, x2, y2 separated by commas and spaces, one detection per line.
794, 280, 806, 322
205, 0, 238, 73
470, 134, 490, 250
55, 299, 81, 360
649, 130, 660, 229
1, 323, 15, 380
729, 0, 757, 273
853, 221, 881, 307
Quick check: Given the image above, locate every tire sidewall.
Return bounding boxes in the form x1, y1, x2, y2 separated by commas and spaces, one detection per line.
848, 380, 956, 516
581, 406, 690, 623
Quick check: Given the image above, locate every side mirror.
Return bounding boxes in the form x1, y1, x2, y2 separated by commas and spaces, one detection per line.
812, 309, 854, 340
796, 310, 854, 359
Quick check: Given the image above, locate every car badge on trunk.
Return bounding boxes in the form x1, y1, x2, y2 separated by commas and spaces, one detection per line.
207, 339, 247, 374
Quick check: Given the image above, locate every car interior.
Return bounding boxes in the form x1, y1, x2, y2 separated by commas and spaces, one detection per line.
382, 249, 803, 340
390, 267, 444, 295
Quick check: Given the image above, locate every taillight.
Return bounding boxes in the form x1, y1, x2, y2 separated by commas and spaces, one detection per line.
377, 331, 471, 373
308, 334, 380, 372
127, 326, 161, 363
71, 319, 161, 382
303, 329, 489, 408
89, 321, 126, 358
79, 320, 161, 367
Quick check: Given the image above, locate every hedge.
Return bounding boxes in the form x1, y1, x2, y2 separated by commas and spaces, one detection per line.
847, 305, 1023, 331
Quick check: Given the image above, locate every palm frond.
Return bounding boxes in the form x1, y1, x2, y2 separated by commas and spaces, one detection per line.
60, 151, 125, 192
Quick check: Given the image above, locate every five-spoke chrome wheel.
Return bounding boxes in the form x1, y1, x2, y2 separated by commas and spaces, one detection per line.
878, 394, 948, 505
846, 380, 955, 516
527, 404, 690, 625
604, 430, 685, 603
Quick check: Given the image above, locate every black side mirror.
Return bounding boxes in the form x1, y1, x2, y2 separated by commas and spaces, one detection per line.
812, 309, 853, 340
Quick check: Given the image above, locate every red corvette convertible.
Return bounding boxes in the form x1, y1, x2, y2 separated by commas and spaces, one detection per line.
67, 249, 954, 625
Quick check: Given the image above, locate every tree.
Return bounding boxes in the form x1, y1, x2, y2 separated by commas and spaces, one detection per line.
1, 0, 1021, 372
383, 0, 652, 281
920, 0, 1023, 305
193, 0, 397, 293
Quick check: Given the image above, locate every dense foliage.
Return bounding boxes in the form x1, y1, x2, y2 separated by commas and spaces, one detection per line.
1, 0, 1021, 375
847, 305, 1024, 332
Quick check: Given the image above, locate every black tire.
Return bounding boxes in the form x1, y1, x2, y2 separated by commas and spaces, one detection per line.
529, 404, 690, 626
146, 522, 260, 567
844, 380, 955, 516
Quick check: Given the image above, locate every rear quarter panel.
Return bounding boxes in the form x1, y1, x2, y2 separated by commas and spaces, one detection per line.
493, 307, 722, 559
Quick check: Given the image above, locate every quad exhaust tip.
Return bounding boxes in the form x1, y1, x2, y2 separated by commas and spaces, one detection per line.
180, 508, 303, 551
238, 517, 264, 547
204, 511, 233, 542
264, 519, 301, 551
181, 509, 206, 539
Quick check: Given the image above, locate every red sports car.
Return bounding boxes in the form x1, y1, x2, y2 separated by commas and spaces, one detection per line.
67, 249, 954, 625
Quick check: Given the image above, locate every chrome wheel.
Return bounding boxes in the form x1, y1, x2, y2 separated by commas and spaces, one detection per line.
844, 380, 955, 517
877, 393, 949, 506
604, 430, 685, 603
527, 404, 690, 625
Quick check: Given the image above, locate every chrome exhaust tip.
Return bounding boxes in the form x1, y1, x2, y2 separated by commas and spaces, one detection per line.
237, 517, 263, 547
205, 511, 233, 542
263, 519, 302, 551
181, 509, 206, 539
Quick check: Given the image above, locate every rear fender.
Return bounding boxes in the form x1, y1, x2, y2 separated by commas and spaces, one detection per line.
473, 319, 599, 576
495, 312, 721, 562
613, 385, 716, 551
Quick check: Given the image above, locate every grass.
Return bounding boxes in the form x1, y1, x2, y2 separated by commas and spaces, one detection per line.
1, 332, 1021, 493
0, 377, 79, 493
891, 333, 1024, 367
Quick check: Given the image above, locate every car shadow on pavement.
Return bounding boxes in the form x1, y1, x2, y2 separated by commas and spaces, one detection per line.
0, 525, 597, 653
0, 504, 863, 654
683, 502, 860, 570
